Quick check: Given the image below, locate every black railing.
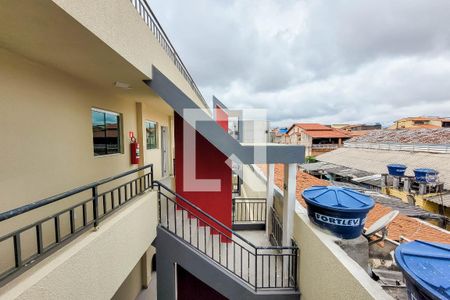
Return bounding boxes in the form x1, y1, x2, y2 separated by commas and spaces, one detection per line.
155, 181, 298, 291
232, 198, 267, 224
0, 164, 154, 284
270, 207, 283, 247
130, 0, 207, 107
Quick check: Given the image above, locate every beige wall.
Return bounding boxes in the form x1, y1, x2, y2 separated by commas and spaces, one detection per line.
51, 0, 207, 110
0, 47, 171, 276
0, 47, 170, 213
294, 211, 392, 300
0, 191, 158, 300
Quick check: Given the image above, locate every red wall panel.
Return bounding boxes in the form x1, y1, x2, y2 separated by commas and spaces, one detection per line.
174, 113, 232, 241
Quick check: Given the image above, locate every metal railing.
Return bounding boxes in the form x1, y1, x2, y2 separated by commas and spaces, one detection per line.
0, 165, 154, 284
155, 181, 298, 291
269, 207, 283, 247
345, 142, 450, 154
232, 198, 267, 224
311, 144, 341, 150
130, 0, 208, 107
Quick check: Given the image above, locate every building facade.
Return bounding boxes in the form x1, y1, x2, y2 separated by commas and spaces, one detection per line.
388, 116, 450, 129
0, 1, 396, 300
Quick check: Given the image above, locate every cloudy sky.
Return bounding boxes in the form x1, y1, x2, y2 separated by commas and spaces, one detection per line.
149, 0, 450, 127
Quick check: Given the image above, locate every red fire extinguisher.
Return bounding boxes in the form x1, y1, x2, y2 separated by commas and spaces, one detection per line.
130, 134, 140, 165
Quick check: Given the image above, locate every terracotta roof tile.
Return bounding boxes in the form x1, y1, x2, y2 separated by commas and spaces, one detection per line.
295, 123, 331, 131
259, 164, 450, 244
348, 128, 450, 145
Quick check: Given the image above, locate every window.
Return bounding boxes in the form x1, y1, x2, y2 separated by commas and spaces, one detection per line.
92, 108, 122, 156
145, 121, 158, 149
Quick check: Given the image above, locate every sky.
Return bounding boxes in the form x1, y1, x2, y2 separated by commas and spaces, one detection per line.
149, 0, 450, 128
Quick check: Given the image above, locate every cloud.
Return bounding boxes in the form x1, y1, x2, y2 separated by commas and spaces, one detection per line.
149, 0, 450, 126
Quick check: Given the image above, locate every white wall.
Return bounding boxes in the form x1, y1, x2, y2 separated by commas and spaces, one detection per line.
294, 210, 392, 300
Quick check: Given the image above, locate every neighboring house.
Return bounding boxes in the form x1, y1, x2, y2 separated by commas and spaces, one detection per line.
331, 123, 382, 138
284, 123, 352, 156
340, 124, 382, 131
270, 127, 288, 143
389, 116, 450, 129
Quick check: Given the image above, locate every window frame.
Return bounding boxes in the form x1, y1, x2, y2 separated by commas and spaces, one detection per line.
145, 120, 159, 150
91, 107, 123, 157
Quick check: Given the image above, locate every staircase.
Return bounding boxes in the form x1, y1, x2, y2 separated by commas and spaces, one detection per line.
154, 181, 299, 299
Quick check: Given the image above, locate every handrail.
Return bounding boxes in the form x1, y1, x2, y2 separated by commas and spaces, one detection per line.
0, 164, 154, 285
154, 180, 296, 251
0, 164, 154, 222
155, 181, 298, 290
131, 0, 208, 108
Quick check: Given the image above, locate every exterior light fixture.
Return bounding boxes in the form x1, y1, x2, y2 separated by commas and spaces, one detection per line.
114, 81, 132, 90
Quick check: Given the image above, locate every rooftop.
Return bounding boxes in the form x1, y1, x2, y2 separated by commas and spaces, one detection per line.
347, 128, 450, 145
259, 164, 450, 244
396, 116, 450, 122
317, 147, 450, 187
305, 129, 351, 139
293, 123, 331, 131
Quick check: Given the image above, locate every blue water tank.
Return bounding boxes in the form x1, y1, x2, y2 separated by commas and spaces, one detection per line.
387, 164, 407, 176
395, 240, 450, 300
414, 168, 439, 183
302, 186, 375, 239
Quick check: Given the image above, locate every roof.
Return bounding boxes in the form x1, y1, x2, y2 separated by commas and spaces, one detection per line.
294, 123, 331, 131
300, 161, 381, 186
317, 147, 450, 187
348, 130, 371, 137
260, 164, 450, 244
347, 128, 450, 145
331, 181, 444, 219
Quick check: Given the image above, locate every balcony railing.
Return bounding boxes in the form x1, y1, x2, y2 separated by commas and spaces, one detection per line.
131, 0, 207, 107
232, 197, 267, 224
155, 181, 298, 291
0, 165, 154, 285
311, 144, 341, 150
269, 207, 283, 247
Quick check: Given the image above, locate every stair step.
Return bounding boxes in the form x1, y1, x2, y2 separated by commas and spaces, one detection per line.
158, 194, 297, 290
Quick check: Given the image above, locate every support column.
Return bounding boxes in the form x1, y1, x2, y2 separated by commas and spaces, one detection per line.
282, 163, 297, 246
136, 102, 145, 168
266, 164, 275, 236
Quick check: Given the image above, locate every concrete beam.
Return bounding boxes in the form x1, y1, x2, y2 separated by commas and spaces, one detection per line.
266, 164, 275, 237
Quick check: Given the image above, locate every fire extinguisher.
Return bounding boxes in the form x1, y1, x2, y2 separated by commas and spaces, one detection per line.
130, 136, 140, 165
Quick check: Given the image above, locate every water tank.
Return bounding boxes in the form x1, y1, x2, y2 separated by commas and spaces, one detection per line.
395, 240, 450, 300
387, 164, 407, 176
413, 168, 439, 183
302, 186, 374, 239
